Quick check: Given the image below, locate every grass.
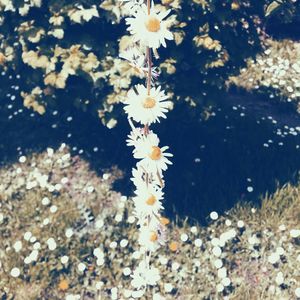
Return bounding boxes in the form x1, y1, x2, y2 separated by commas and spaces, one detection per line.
0, 146, 299, 299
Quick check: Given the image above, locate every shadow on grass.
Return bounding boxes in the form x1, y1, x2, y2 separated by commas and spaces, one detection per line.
0, 82, 300, 225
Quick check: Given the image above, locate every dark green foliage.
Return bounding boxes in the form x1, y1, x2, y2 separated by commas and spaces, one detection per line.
0, 0, 299, 125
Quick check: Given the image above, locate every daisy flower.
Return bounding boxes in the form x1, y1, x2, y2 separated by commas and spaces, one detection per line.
131, 260, 161, 289
119, 47, 159, 81
126, 118, 158, 148
131, 166, 163, 190
156, 222, 167, 245
124, 84, 171, 125
120, 47, 145, 76
133, 182, 164, 221
126, 117, 144, 147
133, 132, 173, 174
138, 225, 161, 252
126, 128, 142, 147
131, 167, 148, 188
147, 216, 168, 246
125, 4, 173, 49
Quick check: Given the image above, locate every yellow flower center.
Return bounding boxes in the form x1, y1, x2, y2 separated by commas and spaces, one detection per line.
150, 231, 158, 242
145, 16, 161, 32
146, 194, 156, 205
149, 146, 161, 160
143, 96, 156, 109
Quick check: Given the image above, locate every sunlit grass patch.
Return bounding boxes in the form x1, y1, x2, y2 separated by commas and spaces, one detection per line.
0, 147, 299, 299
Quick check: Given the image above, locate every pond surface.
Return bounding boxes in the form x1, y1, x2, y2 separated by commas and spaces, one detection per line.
1, 71, 300, 225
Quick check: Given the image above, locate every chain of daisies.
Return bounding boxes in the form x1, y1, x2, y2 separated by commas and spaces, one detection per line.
119, 0, 173, 294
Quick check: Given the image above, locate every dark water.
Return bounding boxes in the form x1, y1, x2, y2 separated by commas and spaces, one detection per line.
1, 71, 300, 225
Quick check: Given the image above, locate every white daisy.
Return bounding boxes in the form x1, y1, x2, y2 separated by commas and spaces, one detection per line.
156, 222, 167, 245
119, 47, 159, 81
126, 118, 159, 148
145, 215, 168, 246
124, 84, 171, 125
120, 47, 145, 75
131, 167, 147, 189
126, 117, 144, 147
126, 128, 142, 147
131, 260, 161, 289
133, 182, 164, 221
133, 132, 173, 174
138, 225, 160, 252
125, 4, 173, 49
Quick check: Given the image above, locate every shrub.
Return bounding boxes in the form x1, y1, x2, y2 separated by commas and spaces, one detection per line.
0, 0, 274, 127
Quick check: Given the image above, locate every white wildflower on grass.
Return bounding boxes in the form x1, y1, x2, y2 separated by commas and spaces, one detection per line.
125, 4, 173, 49
13, 241, 22, 252
124, 84, 171, 125
194, 238, 203, 247
123, 267, 131, 276
268, 252, 280, 264
77, 262, 86, 272
180, 233, 188, 242
61, 256, 69, 264
290, 229, 300, 238
47, 237, 57, 250
10, 267, 20, 278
